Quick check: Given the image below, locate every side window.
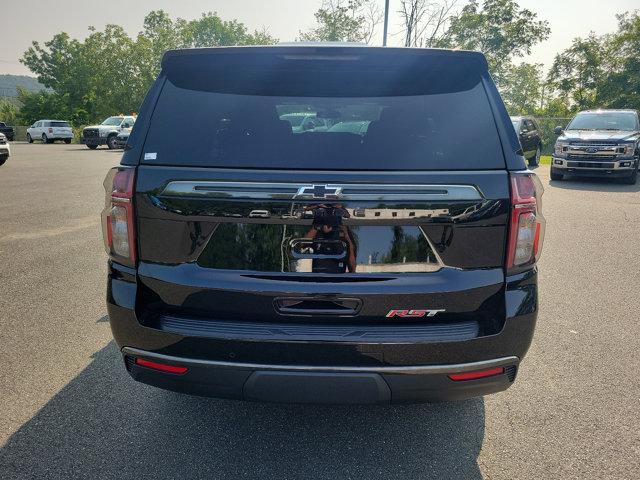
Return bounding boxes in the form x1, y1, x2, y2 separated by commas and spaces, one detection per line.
525, 119, 536, 132
44, 121, 50, 128
520, 121, 529, 133
36, 122, 41, 127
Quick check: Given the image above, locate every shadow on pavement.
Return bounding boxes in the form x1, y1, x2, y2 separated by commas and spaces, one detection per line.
549, 175, 640, 193
1, 341, 485, 480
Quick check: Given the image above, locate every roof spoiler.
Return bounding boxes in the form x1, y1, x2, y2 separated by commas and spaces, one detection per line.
161, 46, 489, 97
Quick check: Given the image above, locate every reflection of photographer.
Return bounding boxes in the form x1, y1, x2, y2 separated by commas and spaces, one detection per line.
304, 204, 356, 273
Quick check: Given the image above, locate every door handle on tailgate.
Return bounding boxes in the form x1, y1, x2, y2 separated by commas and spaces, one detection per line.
274, 297, 362, 316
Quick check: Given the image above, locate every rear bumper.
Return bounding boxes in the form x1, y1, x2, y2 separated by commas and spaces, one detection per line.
107, 263, 537, 403
122, 347, 518, 404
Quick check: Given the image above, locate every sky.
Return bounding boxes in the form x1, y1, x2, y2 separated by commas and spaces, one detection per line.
0, 0, 637, 77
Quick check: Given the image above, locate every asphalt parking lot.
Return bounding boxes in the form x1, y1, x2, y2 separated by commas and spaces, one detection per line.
1, 143, 639, 479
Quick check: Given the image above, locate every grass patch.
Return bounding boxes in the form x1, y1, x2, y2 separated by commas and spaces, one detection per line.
539, 155, 552, 165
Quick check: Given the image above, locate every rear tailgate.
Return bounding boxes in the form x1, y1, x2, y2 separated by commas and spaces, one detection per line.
135, 167, 508, 335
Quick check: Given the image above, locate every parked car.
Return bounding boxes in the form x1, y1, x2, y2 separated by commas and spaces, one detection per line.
103, 45, 545, 404
0, 122, 15, 141
510, 116, 542, 167
82, 115, 136, 149
551, 109, 639, 184
26, 120, 73, 144
0, 133, 10, 165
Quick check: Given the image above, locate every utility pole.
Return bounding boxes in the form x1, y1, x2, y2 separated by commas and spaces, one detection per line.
383, 0, 390, 46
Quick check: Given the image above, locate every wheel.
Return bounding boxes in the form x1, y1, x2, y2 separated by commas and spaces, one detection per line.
622, 168, 638, 185
64, 139, 71, 144
42, 133, 51, 144
87, 144, 99, 150
107, 135, 118, 150
550, 168, 563, 181
529, 145, 541, 167
26, 133, 33, 143
0, 156, 6, 166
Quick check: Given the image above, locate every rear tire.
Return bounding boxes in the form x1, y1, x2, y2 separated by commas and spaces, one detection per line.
107, 135, 118, 150
87, 144, 99, 150
26, 133, 33, 143
550, 168, 564, 181
64, 139, 72, 144
529, 145, 541, 167
42, 133, 52, 144
0, 156, 7, 166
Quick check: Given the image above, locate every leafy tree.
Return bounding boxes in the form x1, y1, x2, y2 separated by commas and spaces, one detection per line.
500, 62, 544, 115
300, 0, 380, 43
0, 99, 19, 124
442, 0, 550, 85
19, 10, 277, 126
598, 11, 640, 109
547, 33, 607, 111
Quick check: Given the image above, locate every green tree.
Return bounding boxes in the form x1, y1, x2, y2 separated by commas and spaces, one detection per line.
500, 62, 543, 115
300, 0, 380, 43
442, 0, 550, 85
598, 11, 640, 109
0, 99, 19, 125
19, 10, 277, 125
547, 33, 607, 111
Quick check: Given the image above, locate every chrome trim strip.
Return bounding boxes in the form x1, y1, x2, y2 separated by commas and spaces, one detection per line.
160, 181, 484, 201
122, 347, 518, 374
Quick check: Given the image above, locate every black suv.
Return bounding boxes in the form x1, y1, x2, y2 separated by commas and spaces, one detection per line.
103, 46, 545, 404
552, 109, 640, 184
511, 116, 542, 167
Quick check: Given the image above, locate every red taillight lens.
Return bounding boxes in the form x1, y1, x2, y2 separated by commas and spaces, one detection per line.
135, 358, 188, 374
48, 127, 53, 133
506, 172, 545, 271
448, 367, 505, 381
102, 167, 136, 265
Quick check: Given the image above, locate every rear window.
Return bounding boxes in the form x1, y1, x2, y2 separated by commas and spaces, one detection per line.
50, 121, 70, 127
143, 54, 504, 170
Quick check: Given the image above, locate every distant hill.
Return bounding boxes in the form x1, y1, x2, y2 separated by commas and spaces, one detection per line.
0, 75, 47, 97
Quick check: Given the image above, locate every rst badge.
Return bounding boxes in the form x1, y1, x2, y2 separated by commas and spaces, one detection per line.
386, 309, 445, 318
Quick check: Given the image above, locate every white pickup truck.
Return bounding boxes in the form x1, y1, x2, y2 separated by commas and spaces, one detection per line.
81, 115, 136, 150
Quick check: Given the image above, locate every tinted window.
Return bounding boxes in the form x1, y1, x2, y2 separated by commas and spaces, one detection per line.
144, 79, 504, 170
50, 121, 70, 127
567, 112, 639, 131
524, 119, 535, 131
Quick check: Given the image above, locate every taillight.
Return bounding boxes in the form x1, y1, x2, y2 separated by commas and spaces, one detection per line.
48, 127, 53, 133
102, 167, 136, 265
506, 172, 545, 272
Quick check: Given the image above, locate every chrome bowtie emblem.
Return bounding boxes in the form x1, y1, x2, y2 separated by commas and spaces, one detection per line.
296, 185, 343, 199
